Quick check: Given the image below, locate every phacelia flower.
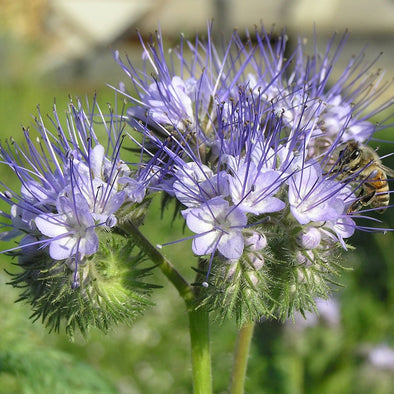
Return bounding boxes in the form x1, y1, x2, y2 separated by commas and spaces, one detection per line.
1, 23, 392, 331
186, 196, 247, 259
35, 194, 98, 261
227, 162, 286, 215
288, 161, 351, 225
0, 96, 157, 336
115, 23, 393, 324
367, 344, 394, 371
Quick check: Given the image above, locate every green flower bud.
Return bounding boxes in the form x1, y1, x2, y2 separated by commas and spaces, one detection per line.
198, 218, 347, 326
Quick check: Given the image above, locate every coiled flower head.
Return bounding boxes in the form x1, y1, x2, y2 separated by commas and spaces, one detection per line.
0, 97, 157, 336
116, 24, 393, 324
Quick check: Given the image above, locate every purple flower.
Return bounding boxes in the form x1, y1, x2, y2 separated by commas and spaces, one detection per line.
244, 231, 267, 251
135, 76, 196, 128
116, 25, 392, 278
289, 162, 350, 225
228, 162, 285, 214
185, 197, 247, 259
296, 226, 322, 250
1, 23, 390, 328
322, 216, 355, 247
173, 162, 229, 208
66, 144, 126, 224
289, 34, 392, 160
0, 97, 149, 279
35, 194, 98, 260
368, 344, 394, 371
114, 25, 292, 154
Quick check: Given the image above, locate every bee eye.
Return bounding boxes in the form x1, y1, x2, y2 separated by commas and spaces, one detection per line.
350, 150, 360, 160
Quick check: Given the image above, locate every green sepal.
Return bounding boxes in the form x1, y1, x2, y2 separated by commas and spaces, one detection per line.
7, 231, 158, 339
196, 255, 276, 326
115, 195, 153, 227
196, 238, 347, 327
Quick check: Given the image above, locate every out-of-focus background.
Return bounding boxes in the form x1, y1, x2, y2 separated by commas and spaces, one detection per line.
0, 1, 393, 393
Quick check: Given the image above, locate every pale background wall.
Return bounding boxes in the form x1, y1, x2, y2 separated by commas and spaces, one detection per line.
0, 0, 393, 99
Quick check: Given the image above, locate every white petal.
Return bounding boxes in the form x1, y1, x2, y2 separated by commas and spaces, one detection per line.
79, 230, 99, 256
186, 207, 214, 233
90, 145, 105, 178
218, 232, 244, 259
49, 236, 76, 260
35, 213, 68, 237
192, 232, 218, 255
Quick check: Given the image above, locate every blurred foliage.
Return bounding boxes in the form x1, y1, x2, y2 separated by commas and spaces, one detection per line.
0, 38, 393, 393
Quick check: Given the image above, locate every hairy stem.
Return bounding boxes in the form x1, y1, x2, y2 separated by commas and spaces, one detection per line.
229, 321, 255, 394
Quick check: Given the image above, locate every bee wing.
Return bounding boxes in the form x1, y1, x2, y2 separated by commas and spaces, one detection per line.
379, 164, 394, 178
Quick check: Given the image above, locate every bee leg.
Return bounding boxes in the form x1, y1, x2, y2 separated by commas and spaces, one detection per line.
347, 190, 376, 213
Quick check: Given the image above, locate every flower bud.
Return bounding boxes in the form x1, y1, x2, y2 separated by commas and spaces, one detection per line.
297, 227, 322, 250
249, 252, 265, 270
245, 231, 267, 251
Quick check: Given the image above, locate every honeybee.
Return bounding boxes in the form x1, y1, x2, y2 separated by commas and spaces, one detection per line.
334, 141, 394, 214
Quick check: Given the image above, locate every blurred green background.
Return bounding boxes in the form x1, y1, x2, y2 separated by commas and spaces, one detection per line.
0, 1, 393, 393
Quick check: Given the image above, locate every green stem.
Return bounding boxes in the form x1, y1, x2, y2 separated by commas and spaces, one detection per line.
189, 307, 212, 394
117, 219, 194, 305
229, 322, 255, 394
118, 220, 212, 393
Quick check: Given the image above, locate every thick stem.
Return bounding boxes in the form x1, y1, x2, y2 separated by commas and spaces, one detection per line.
188, 307, 212, 394
229, 322, 255, 394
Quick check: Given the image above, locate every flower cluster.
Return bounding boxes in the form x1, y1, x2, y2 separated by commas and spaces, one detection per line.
0, 97, 156, 335
114, 25, 393, 322
1, 24, 392, 332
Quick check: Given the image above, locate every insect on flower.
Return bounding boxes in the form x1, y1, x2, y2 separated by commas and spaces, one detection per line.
334, 141, 394, 213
